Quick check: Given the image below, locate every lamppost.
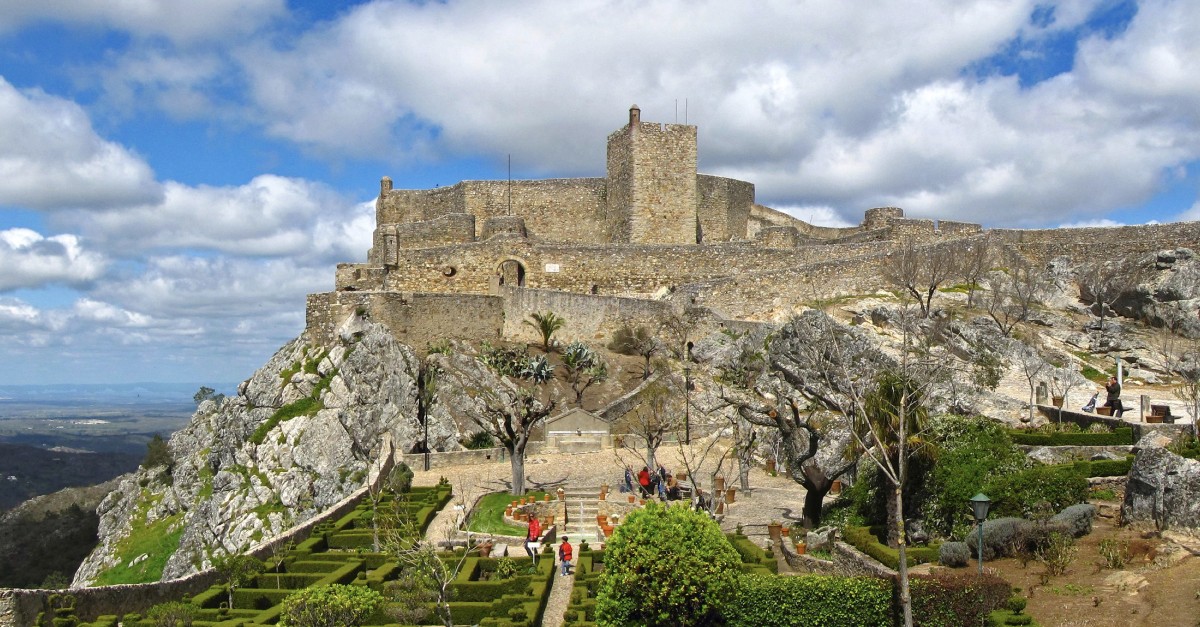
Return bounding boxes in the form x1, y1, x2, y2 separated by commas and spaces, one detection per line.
970, 493, 991, 574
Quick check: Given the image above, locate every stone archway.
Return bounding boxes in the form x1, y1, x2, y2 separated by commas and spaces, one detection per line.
497, 259, 526, 287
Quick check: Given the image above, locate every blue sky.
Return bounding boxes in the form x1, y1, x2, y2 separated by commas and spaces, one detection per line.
1, 0, 1198, 385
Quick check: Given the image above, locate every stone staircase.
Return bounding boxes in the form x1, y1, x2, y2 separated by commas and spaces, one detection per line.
561, 487, 604, 542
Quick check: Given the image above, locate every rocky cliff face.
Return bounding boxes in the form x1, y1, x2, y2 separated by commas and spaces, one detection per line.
74, 323, 468, 586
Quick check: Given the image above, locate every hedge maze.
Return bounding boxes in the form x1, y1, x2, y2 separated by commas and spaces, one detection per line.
51, 482, 555, 627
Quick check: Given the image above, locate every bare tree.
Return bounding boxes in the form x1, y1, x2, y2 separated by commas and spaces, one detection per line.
608, 324, 662, 380
1162, 338, 1200, 433
475, 350, 556, 496
984, 261, 1049, 336
1049, 365, 1087, 425
613, 380, 682, 473
1014, 342, 1050, 423
383, 492, 476, 627
885, 240, 961, 317
1077, 255, 1152, 330
958, 236, 992, 308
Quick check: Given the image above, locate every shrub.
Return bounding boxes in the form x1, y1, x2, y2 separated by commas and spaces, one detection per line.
1037, 531, 1077, 577
1050, 504, 1097, 537
922, 415, 1029, 537
146, 600, 196, 627
596, 502, 741, 626
910, 570, 1011, 627
463, 431, 496, 450
278, 584, 384, 627
938, 542, 970, 568
726, 574, 892, 627
984, 465, 1088, 519
842, 527, 939, 570
965, 517, 1026, 561
1008, 428, 1133, 446
1098, 538, 1129, 569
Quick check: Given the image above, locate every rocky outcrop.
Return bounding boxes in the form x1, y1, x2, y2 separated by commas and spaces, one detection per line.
1121, 447, 1200, 533
75, 323, 429, 586
1113, 248, 1200, 338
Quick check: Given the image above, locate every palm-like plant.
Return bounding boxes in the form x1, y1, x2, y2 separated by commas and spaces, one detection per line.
524, 311, 565, 352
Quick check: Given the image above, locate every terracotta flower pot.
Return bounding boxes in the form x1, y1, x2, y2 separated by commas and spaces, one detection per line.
627, 495, 635, 503
830, 480, 842, 495
781, 527, 790, 537
765, 458, 776, 473
795, 542, 806, 556
597, 515, 607, 525
505, 507, 513, 517
544, 493, 551, 502
715, 476, 726, 492
478, 542, 494, 558
603, 526, 614, 538
725, 488, 736, 504
767, 523, 782, 542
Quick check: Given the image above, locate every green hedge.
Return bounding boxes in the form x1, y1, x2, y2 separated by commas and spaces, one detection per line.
984, 465, 1089, 519
842, 527, 939, 570
1009, 428, 1133, 446
910, 571, 1011, 627
727, 574, 892, 627
1071, 457, 1133, 477
726, 533, 779, 574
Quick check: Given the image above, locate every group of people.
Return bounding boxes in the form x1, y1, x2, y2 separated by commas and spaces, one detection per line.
625, 464, 683, 501
524, 515, 573, 576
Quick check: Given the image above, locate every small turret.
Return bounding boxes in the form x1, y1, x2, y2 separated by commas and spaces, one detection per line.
380, 176, 393, 195
629, 104, 641, 126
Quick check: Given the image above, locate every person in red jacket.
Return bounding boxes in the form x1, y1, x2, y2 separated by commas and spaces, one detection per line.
559, 536, 573, 576
637, 466, 651, 498
525, 516, 542, 564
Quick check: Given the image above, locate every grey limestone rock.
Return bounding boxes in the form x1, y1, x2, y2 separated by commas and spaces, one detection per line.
1121, 447, 1200, 532
75, 323, 431, 585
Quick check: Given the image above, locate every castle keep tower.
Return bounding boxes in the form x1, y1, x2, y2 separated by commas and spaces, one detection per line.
605, 105, 698, 244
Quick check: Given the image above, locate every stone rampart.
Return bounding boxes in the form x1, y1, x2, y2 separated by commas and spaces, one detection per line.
501, 287, 676, 348
373, 213, 476, 259
697, 174, 753, 243
754, 225, 800, 249
993, 222, 1200, 263
307, 291, 504, 350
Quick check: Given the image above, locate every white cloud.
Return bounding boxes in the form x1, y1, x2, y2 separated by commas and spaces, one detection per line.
774, 205, 857, 229
1057, 218, 1125, 229
1180, 202, 1200, 222
0, 78, 161, 210
53, 175, 373, 262
0, 0, 286, 45
0, 228, 108, 291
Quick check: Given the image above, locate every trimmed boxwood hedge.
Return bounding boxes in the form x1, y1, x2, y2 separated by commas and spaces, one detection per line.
1008, 428, 1133, 446
727, 574, 892, 627
842, 526, 939, 570
1071, 457, 1133, 477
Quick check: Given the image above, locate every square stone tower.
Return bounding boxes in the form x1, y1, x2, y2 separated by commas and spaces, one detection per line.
605, 105, 698, 244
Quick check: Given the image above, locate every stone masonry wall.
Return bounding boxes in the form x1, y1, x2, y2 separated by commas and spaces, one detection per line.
993, 222, 1200, 263
697, 174, 754, 242
306, 291, 504, 349
365, 239, 894, 299
501, 287, 677, 347
379, 178, 608, 245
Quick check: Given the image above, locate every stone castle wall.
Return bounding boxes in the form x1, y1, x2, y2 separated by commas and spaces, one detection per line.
697, 175, 754, 243
994, 221, 1200, 262
501, 287, 679, 347
306, 291, 504, 349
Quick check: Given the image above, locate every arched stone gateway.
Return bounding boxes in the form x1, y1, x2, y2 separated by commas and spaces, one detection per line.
498, 259, 526, 288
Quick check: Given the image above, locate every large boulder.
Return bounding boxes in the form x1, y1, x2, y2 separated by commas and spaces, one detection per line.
1121, 447, 1200, 533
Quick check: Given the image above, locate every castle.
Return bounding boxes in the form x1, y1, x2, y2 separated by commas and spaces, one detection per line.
306, 106, 1200, 349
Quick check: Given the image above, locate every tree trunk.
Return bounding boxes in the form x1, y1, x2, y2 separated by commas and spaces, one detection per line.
893, 485, 913, 627
801, 482, 828, 528
510, 442, 526, 496
737, 450, 751, 491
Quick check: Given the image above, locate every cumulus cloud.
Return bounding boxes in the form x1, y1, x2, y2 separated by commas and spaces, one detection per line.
221, 0, 1200, 227
0, 78, 161, 210
0, 228, 108, 291
774, 205, 857, 229
0, 0, 286, 45
53, 175, 373, 262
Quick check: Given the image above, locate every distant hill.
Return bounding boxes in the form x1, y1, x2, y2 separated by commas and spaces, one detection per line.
0, 443, 140, 512
0, 479, 122, 588
0, 382, 237, 404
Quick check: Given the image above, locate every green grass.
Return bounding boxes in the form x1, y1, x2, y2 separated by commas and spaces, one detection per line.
94, 497, 185, 585
467, 491, 548, 536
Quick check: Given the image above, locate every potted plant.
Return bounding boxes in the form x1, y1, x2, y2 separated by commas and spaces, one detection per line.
795, 541, 807, 555
765, 458, 776, 473
557, 487, 566, 501
767, 521, 783, 542
477, 540, 494, 557
627, 494, 636, 503
715, 476, 726, 492
544, 493, 552, 502
725, 487, 736, 504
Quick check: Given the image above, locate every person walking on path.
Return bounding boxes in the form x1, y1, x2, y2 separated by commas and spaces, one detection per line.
526, 516, 542, 564
559, 536, 573, 576
1105, 376, 1125, 417
637, 466, 651, 498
